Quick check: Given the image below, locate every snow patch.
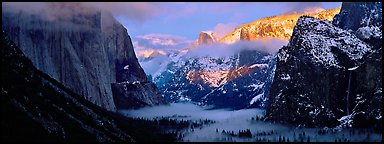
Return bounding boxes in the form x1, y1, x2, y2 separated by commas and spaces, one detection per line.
292, 17, 372, 68
179, 96, 192, 101
249, 63, 269, 69
281, 74, 291, 80
123, 65, 129, 70
247, 83, 264, 91
337, 114, 353, 128
250, 93, 264, 105
348, 66, 359, 71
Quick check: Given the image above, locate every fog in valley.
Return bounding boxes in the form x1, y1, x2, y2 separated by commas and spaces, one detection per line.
120, 102, 382, 142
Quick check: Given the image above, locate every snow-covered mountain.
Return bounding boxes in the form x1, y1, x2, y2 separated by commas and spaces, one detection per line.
137, 7, 345, 110
134, 6, 345, 111
133, 33, 193, 80
152, 43, 279, 109
266, 2, 381, 131
218, 7, 341, 44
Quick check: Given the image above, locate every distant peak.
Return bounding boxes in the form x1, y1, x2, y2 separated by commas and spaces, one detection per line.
197, 31, 217, 45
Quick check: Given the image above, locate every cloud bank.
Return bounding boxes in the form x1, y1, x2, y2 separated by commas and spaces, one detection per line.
281, 2, 327, 14
132, 33, 193, 77
2, 2, 162, 24
212, 23, 239, 40
186, 38, 288, 58
134, 33, 193, 50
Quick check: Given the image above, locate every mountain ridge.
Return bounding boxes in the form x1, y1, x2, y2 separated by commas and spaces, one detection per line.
266, 2, 381, 130
217, 7, 341, 44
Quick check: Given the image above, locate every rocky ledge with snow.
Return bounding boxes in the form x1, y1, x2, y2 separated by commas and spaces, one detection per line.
266, 2, 381, 132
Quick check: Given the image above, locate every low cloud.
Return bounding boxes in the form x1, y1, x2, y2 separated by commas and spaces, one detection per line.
212, 23, 239, 40
133, 33, 193, 52
2, 2, 162, 24
2, 3, 96, 21
139, 51, 171, 77
282, 2, 326, 14
133, 33, 193, 76
87, 2, 163, 24
136, 37, 287, 78
186, 38, 288, 58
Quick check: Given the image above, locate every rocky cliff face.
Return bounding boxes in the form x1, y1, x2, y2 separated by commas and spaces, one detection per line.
1, 31, 134, 142
1, 31, 175, 142
333, 2, 382, 31
197, 31, 217, 45
333, 2, 382, 130
266, 2, 381, 131
218, 7, 340, 44
100, 12, 166, 109
2, 3, 165, 110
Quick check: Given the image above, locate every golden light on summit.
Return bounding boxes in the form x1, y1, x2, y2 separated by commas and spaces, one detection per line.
218, 7, 341, 44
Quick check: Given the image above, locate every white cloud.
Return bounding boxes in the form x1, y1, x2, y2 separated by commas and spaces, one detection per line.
279, 2, 328, 14
212, 23, 239, 39
186, 38, 288, 58
133, 33, 193, 51
87, 2, 163, 24
2, 2, 163, 24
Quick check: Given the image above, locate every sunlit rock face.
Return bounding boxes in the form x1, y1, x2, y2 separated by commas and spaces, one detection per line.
136, 49, 167, 60
266, 2, 381, 131
2, 3, 166, 110
186, 64, 268, 88
197, 31, 217, 45
218, 7, 341, 44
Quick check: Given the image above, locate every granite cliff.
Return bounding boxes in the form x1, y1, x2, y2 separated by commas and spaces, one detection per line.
2, 3, 166, 110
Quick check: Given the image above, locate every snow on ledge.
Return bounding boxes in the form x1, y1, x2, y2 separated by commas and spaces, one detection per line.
348, 66, 359, 71
250, 93, 264, 105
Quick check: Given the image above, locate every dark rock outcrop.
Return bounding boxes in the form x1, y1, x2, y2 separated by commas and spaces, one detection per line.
1, 31, 131, 142
111, 81, 164, 109
266, 2, 381, 131
2, 3, 166, 110
333, 2, 382, 130
333, 2, 382, 31
100, 12, 166, 109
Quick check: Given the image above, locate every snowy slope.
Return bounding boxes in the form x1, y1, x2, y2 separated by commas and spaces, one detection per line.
153, 48, 276, 109
267, 2, 382, 130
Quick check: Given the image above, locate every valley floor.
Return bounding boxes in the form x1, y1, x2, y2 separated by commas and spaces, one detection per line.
120, 102, 382, 142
